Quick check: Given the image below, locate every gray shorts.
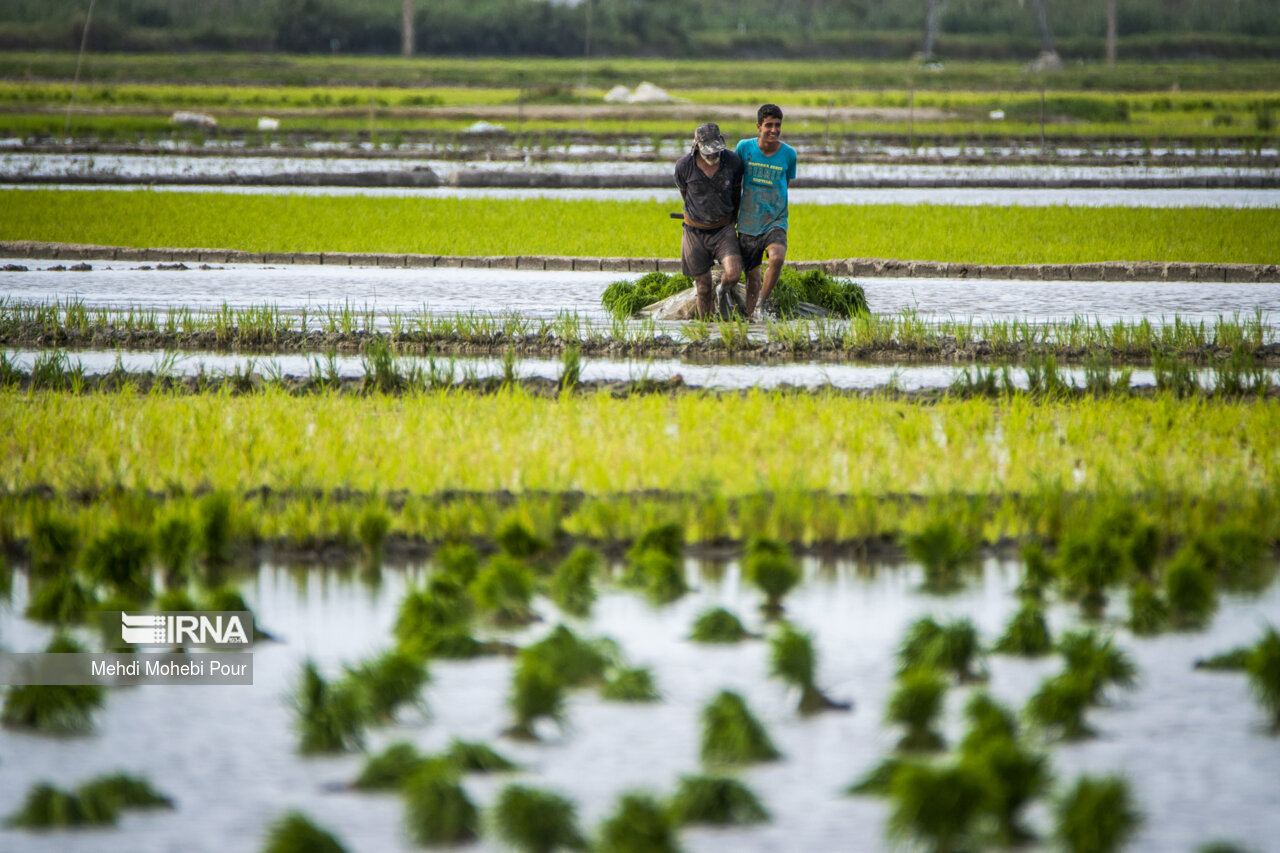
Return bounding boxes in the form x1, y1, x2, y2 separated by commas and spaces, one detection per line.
739, 227, 787, 272
681, 224, 741, 278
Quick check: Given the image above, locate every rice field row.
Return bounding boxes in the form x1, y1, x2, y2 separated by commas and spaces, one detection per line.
5, 191, 1278, 264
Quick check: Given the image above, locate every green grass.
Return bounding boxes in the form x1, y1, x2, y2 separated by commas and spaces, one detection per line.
3, 191, 1278, 264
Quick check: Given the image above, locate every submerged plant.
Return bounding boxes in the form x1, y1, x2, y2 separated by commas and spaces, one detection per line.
768, 622, 849, 714
292, 660, 368, 753
403, 763, 478, 847
1245, 626, 1280, 732
2, 634, 104, 733
897, 616, 986, 682
689, 607, 751, 643
887, 668, 948, 752
353, 741, 425, 790
595, 791, 681, 853
602, 666, 661, 702
493, 784, 587, 853
743, 537, 800, 616
669, 775, 769, 826
261, 811, 349, 853
993, 599, 1052, 656
550, 546, 599, 618
507, 656, 567, 740
904, 517, 975, 592
887, 761, 989, 853
1054, 775, 1142, 853
699, 690, 781, 766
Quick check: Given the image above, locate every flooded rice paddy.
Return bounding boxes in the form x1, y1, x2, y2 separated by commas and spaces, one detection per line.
1, 557, 1278, 853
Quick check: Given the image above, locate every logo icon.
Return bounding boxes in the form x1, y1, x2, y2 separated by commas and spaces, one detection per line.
119, 611, 252, 648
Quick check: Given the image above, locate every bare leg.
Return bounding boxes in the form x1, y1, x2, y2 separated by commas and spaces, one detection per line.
757, 243, 787, 307
744, 266, 762, 316
694, 272, 715, 317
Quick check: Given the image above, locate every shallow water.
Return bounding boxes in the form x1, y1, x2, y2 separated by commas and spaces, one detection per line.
0, 558, 1277, 853
4, 262, 1279, 333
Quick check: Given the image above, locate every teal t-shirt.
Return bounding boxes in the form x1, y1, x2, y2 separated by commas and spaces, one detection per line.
734, 138, 797, 236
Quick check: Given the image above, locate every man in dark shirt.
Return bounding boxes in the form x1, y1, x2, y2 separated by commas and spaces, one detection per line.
674, 122, 744, 317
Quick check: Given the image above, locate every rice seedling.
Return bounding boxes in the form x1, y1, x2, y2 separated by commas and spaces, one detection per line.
768, 622, 850, 714
904, 517, 975, 593
198, 491, 233, 568
601, 666, 661, 702
559, 345, 583, 393
1026, 672, 1097, 740
886, 761, 989, 853
961, 736, 1050, 846
1024, 353, 1070, 398
341, 648, 429, 722
1245, 626, 1280, 732
6, 782, 118, 828
1059, 630, 1138, 703
353, 741, 425, 790
699, 690, 781, 766
549, 546, 599, 618
1194, 647, 1252, 671
355, 500, 391, 563
81, 522, 153, 600
506, 656, 567, 740
846, 757, 910, 797
669, 775, 769, 826
24, 574, 97, 624
493, 784, 587, 853
958, 692, 1021, 752
497, 518, 548, 559
394, 581, 475, 652
291, 660, 369, 753
743, 537, 800, 617
1164, 545, 1219, 629
602, 272, 692, 320
75, 773, 173, 812
595, 791, 682, 853
471, 555, 538, 626
1053, 775, 1142, 853
633, 548, 689, 605
897, 617, 986, 682
28, 512, 79, 577
403, 762, 479, 846
442, 738, 519, 773
260, 811, 349, 853
993, 600, 1053, 656
1054, 517, 1134, 617
1188, 523, 1274, 593
1153, 351, 1199, 398
521, 625, 617, 688
153, 513, 195, 587
2, 634, 105, 733
1128, 580, 1170, 635
689, 607, 752, 643
886, 668, 948, 753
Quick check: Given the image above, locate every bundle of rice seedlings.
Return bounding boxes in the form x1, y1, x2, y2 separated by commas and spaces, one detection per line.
886, 761, 988, 853
1058, 631, 1137, 703
443, 738, 518, 773
521, 625, 618, 688
497, 518, 548, 559
1016, 541, 1052, 599
76, 773, 173, 811
626, 522, 684, 564
1127, 580, 1169, 636
635, 549, 688, 605
886, 668, 948, 753
601, 666, 660, 702
1189, 523, 1272, 592
260, 810, 349, 853
1164, 545, 1218, 629
897, 617, 986, 682
1193, 646, 1252, 671
403, 762, 478, 846
2, 634, 104, 733
1053, 775, 1142, 853
435, 543, 480, 584
506, 657, 567, 740
353, 741, 425, 790
5, 782, 116, 828
1054, 521, 1131, 617
24, 574, 97, 624
471, 555, 538, 626
957, 692, 1020, 752
1245, 626, 1280, 731
960, 737, 1049, 845
767, 622, 849, 714
550, 547, 599, 618
595, 791, 681, 853
743, 537, 799, 617
993, 600, 1053, 657
81, 522, 152, 600
699, 690, 781, 766
198, 491, 233, 568
601, 272, 692, 320
845, 757, 908, 797
904, 518, 975, 593
395, 581, 473, 647
153, 513, 195, 586
669, 775, 768, 826
493, 784, 587, 853
29, 513, 80, 577
292, 660, 369, 753
689, 607, 751, 643
342, 648, 429, 722
1025, 672, 1095, 740
355, 501, 391, 562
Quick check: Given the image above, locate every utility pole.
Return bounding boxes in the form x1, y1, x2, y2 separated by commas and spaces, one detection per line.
401, 0, 414, 58
1106, 0, 1117, 66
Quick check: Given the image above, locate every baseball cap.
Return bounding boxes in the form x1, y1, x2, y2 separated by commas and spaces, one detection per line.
693, 122, 726, 155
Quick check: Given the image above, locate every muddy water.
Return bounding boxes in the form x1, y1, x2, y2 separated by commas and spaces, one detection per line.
1, 559, 1277, 853
4, 263, 1280, 333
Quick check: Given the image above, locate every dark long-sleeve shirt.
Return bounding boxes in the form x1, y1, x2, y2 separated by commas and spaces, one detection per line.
674, 149, 743, 227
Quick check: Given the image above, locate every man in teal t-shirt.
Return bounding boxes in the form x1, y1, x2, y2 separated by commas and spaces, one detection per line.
735, 103, 797, 320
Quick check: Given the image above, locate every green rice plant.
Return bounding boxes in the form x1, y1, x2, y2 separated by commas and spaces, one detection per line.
496, 518, 548, 559
5, 782, 117, 828
435, 542, 481, 584
887, 668, 948, 753
743, 537, 800, 616
1059, 630, 1138, 703
1188, 523, 1274, 593
500, 346, 519, 385
628, 522, 684, 560
960, 736, 1050, 846
846, 757, 909, 797
442, 738, 519, 773
28, 512, 79, 576
81, 522, 153, 600
602, 272, 691, 320
403, 762, 479, 847
493, 784, 587, 853
1053, 516, 1134, 617
29, 350, 85, 391
550, 546, 599, 618
201, 585, 272, 641
669, 775, 768, 826
768, 622, 849, 714
993, 600, 1052, 657
1026, 672, 1096, 740
153, 513, 195, 587
521, 625, 617, 688
601, 666, 660, 702
1245, 626, 1280, 732
1128, 580, 1170, 635
1054, 775, 1142, 853
958, 692, 1021, 754
1083, 352, 1132, 397
699, 690, 781, 766
1164, 545, 1218, 630
559, 345, 582, 393
886, 761, 989, 853
24, 574, 97, 624
595, 791, 681, 853
291, 660, 369, 753
2, 634, 104, 733
635, 548, 688, 605
1196, 843, 1252, 853
1214, 345, 1269, 397
506, 656, 567, 740
75, 773, 173, 812
897, 617, 986, 682
198, 491, 233, 568
342, 648, 429, 722
1153, 351, 1198, 398
1024, 353, 1070, 398
904, 517, 975, 593
260, 811, 349, 853
1194, 647, 1252, 671
353, 741, 425, 790
395, 582, 474, 650
471, 555, 537, 626
355, 500, 391, 562
689, 607, 751, 643
361, 338, 405, 393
